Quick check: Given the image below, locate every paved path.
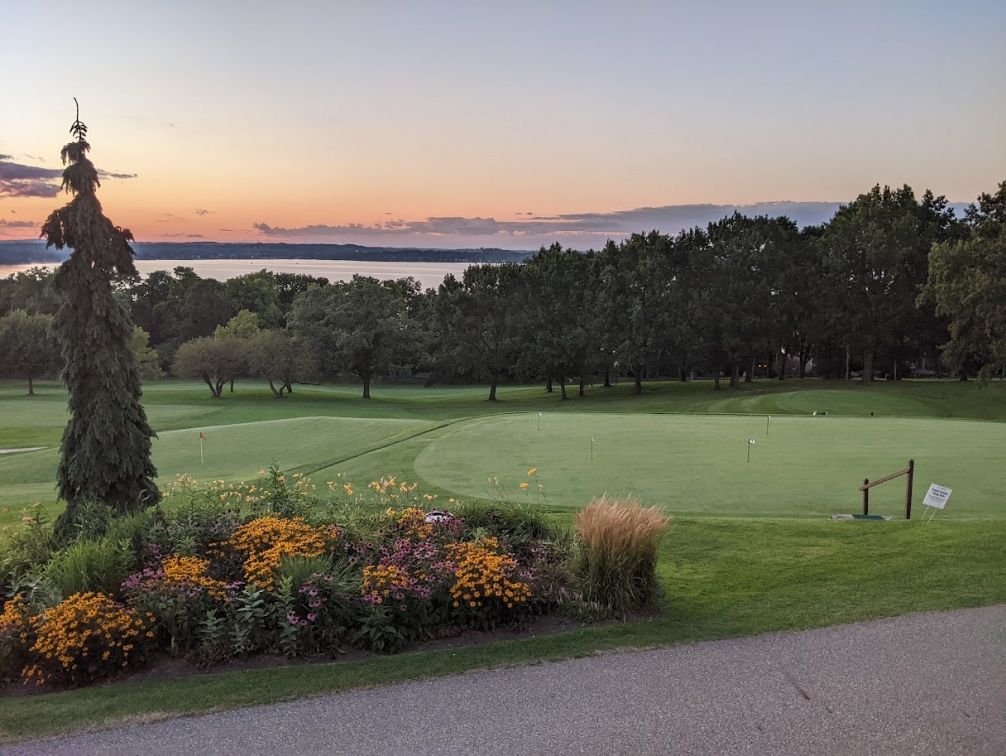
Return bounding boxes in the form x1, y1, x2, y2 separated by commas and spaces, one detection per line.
7, 605, 1005, 755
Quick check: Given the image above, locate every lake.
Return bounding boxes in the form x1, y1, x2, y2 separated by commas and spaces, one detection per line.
0, 259, 474, 289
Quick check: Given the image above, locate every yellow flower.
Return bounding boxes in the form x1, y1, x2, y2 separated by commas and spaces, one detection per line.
519, 482, 529, 490
527, 468, 537, 476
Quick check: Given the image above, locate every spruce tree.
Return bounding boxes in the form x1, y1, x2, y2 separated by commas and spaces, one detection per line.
41, 101, 160, 538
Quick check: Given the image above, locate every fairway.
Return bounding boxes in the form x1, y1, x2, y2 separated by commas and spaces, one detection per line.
3, 379, 1005, 525
416, 413, 1006, 519
0, 416, 433, 510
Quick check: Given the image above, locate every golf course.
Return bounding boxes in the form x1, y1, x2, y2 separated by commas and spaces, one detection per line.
2, 377, 1004, 524
1, 376, 1004, 742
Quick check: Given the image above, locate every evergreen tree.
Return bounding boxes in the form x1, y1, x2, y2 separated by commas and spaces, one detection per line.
40, 101, 160, 537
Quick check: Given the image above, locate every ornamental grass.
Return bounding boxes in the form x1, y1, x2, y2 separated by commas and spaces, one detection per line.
573, 496, 670, 616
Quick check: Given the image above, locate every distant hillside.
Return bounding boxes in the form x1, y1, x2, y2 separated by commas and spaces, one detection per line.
0, 241, 66, 266
0, 240, 534, 266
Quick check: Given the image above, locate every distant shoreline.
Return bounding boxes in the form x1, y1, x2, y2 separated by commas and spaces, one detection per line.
0, 240, 535, 267
0, 259, 480, 288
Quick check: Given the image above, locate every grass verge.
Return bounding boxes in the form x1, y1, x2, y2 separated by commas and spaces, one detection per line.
2, 516, 1003, 745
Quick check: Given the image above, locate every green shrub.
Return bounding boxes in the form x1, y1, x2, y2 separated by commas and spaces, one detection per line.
63, 500, 115, 542
274, 558, 360, 657
44, 537, 136, 599
351, 604, 409, 653
0, 507, 60, 592
148, 496, 240, 560
453, 500, 563, 561
104, 509, 158, 562
573, 496, 670, 616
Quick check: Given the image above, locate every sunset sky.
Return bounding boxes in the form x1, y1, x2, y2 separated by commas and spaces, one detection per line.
1, 1, 1004, 250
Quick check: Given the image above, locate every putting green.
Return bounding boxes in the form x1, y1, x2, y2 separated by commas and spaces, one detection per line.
0, 416, 431, 509
415, 413, 1006, 519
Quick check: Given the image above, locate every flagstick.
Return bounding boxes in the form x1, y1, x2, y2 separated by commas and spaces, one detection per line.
200, 437, 204, 466
766, 414, 771, 435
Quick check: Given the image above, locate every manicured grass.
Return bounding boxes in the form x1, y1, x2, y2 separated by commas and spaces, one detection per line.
416, 413, 1006, 518
2, 516, 1003, 745
1, 376, 1004, 743
3, 377, 1006, 528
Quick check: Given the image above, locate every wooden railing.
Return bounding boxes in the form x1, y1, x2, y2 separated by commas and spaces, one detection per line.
859, 459, 915, 519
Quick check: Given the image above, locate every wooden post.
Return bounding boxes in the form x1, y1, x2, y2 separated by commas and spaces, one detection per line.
905, 459, 915, 520
863, 478, 870, 516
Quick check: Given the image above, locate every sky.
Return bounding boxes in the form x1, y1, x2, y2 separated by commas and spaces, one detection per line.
1, 1, 1004, 250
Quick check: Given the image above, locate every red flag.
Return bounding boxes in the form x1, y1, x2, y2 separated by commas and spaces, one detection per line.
199, 432, 205, 440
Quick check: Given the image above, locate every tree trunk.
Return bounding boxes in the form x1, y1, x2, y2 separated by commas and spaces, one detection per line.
799, 348, 809, 379
489, 369, 499, 401
202, 375, 217, 397
679, 366, 687, 382
362, 375, 371, 399
546, 377, 553, 393
746, 354, 755, 383
27, 375, 34, 395
267, 379, 282, 398
778, 353, 787, 380
284, 380, 294, 394
559, 377, 567, 400
730, 363, 740, 389
603, 365, 611, 388
579, 375, 585, 397
634, 364, 642, 394
229, 377, 235, 393
214, 379, 225, 397
862, 351, 874, 383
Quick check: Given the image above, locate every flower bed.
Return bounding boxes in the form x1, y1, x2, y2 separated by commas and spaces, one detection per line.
1, 466, 642, 690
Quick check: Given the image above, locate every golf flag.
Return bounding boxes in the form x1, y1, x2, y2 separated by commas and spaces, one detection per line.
199, 432, 205, 440
748, 439, 756, 444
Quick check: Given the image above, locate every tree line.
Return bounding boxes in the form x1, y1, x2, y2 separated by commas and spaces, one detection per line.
2, 180, 1004, 400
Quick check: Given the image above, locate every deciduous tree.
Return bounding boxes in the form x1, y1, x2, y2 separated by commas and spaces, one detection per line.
821, 185, 956, 382
925, 181, 1006, 381
289, 275, 416, 398
172, 336, 246, 397
0, 309, 59, 394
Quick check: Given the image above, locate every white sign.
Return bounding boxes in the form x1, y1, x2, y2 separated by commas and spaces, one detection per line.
748, 439, 756, 445
923, 484, 952, 510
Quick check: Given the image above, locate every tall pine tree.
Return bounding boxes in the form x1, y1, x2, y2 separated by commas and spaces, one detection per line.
41, 101, 160, 538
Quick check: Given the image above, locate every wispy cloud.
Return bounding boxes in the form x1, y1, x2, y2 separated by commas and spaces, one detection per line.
252, 202, 856, 248
0, 218, 37, 228
0, 158, 136, 198
0, 160, 62, 198
194, 208, 213, 215
98, 169, 137, 180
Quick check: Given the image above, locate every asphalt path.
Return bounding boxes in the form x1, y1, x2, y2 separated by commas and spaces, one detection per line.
6, 604, 1004, 755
